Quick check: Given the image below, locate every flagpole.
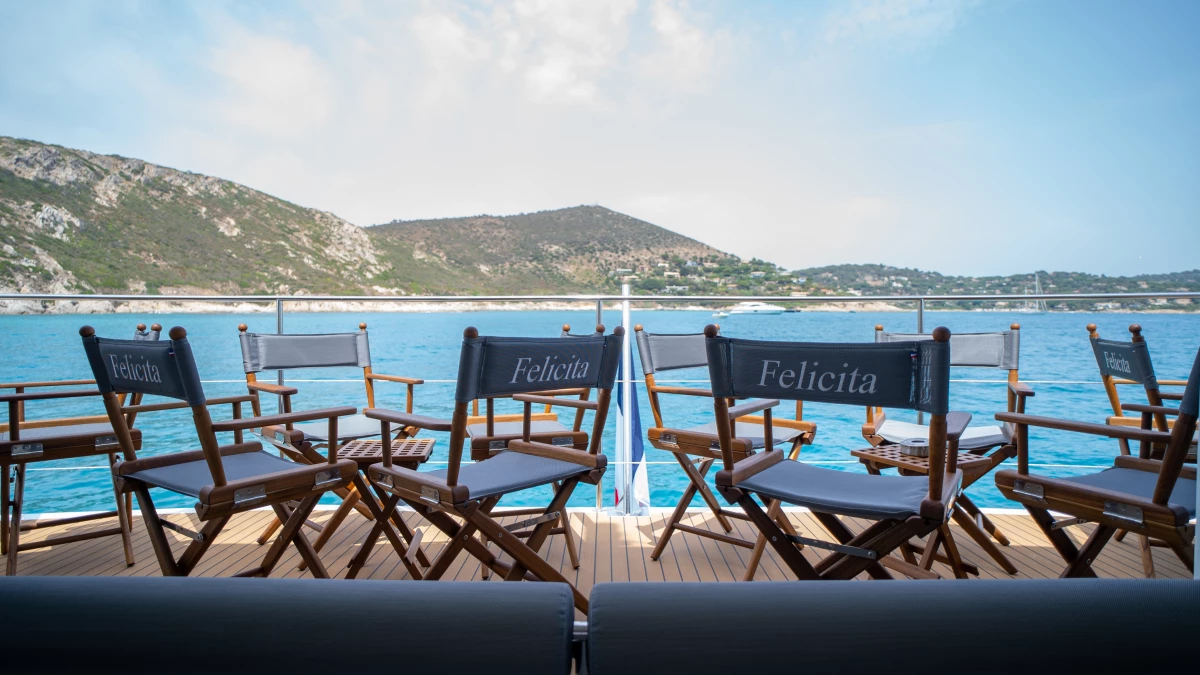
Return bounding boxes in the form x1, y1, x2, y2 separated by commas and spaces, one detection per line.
620, 283, 634, 516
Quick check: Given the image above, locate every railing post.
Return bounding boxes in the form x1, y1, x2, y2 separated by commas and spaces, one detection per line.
595, 298, 603, 329
917, 296, 926, 424
617, 284, 634, 515
276, 297, 285, 413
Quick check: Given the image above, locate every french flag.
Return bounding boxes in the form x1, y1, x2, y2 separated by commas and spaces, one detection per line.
615, 358, 650, 512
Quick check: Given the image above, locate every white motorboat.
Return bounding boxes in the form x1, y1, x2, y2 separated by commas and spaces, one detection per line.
728, 301, 785, 315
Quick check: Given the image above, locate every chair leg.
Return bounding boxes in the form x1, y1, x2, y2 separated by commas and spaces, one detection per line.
957, 494, 1010, 546
553, 482, 580, 570
723, 487, 821, 580
256, 515, 283, 545
1165, 533, 1194, 572
649, 478, 699, 561
1026, 506, 1098, 578
387, 505, 430, 568
108, 468, 135, 567
950, 503, 1017, 574
175, 517, 230, 576
1138, 535, 1156, 578
344, 476, 425, 580
937, 525, 969, 579
811, 511, 894, 580
463, 507, 590, 613
131, 483, 183, 576
277, 499, 330, 578
1, 462, 9, 556
402, 497, 519, 580
257, 496, 320, 577
743, 498, 792, 581
297, 487, 361, 571
1060, 524, 1116, 578
681, 457, 732, 532
503, 479, 580, 582
1114, 529, 1128, 543
5, 464, 25, 576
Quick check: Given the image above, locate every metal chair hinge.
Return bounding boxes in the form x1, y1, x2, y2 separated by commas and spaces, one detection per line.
1103, 501, 1144, 526
313, 469, 342, 489
11, 442, 43, 459
233, 485, 267, 506
1012, 479, 1045, 503
95, 435, 120, 452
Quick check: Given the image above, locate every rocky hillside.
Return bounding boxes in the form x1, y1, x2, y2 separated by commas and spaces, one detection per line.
0, 136, 727, 298
370, 206, 729, 294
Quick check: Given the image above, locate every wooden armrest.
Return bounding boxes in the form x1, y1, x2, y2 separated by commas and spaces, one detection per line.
509, 440, 604, 468
716, 448, 783, 486
1120, 403, 1179, 416
211, 406, 356, 432
1115, 455, 1197, 480
995, 412, 1173, 444
1008, 381, 1035, 398
653, 385, 714, 398
946, 412, 972, 441
0, 389, 100, 403
512, 394, 598, 410
1157, 379, 1188, 387
727, 399, 780, 419
124, 395, 256, 415
247, 381, 299, 396
1157, 392, 1184, 401
366, 372, 425, 385
0, 379, 95, 390
363, 408, 453, 431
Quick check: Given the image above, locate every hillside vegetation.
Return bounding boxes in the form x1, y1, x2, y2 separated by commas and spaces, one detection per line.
0, 136, 1195, 312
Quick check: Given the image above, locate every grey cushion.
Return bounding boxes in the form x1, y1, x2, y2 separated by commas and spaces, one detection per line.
1065, 468, 1196, 518
0, 422, 113, 442
126, 450, 300, 497
0, 577, 573, 675
467, 420, 571, 438
293, 413, 381, 442
686, 420, 804, 449
427, 451, 591, 501
876, 419, 1010, 450
587, 580, 1199, 675
739, 460, 953, 520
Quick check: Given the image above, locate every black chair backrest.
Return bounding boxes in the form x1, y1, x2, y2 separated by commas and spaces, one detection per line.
81, 327, 206, 406
704, 331, 949, 414
454, 331, 623, 403
1090, 334, 1157, 390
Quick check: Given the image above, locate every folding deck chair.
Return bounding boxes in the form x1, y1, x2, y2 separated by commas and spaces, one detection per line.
238, 323, 432, 565
994, 344, 1198, 578
854, 323, 1030, 575
82, 325, 358, 577
461, 323, 605, 574
682, 324, 969, 580
347, 326, 622, 613
1, 323, 160, 575
636, 325, 816, 580
1087, 323, 1192, 457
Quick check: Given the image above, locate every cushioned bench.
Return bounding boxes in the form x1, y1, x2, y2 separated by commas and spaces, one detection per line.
0, 578, 575, 674
586, 580, 1199, 674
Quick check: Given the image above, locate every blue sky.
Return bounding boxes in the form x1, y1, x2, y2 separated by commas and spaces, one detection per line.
1, 0, 1196, 276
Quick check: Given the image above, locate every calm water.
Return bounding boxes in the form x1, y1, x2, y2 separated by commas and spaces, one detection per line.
4, 309, 1198, 514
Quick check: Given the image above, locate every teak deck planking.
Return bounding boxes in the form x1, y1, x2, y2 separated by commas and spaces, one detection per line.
9, 506, 1188, 614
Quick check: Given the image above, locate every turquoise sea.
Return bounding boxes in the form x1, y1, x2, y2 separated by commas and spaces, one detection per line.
4, 309, 1198, 515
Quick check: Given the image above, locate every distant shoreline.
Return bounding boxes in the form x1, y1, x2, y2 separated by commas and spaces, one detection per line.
0, 298, 1194, 315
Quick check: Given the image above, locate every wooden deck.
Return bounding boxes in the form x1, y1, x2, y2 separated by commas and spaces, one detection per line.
7, 507, 1189, 592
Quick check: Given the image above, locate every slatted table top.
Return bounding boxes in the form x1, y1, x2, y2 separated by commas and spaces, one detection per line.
338, 438, 435, 466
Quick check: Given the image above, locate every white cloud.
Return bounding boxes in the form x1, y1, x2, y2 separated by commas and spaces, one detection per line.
209, 35, 335, 136
824, 0, 978, 47
647, 0, 716, 83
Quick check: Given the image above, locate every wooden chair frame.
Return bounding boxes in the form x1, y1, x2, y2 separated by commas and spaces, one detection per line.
635, 325, 816, 581
465, 324, 604, 574
1, 323, 160, 575
1088, 323, 1189, 454
700, 325, 970, 580
993, 347, 1198, 578
857, 323, 1030, 576
347, 326, 621, 613
238, 322, 427, 562
84, 325, 358, 578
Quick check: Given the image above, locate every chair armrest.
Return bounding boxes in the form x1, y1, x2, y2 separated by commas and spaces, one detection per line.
653, 385, 714, 398
1157, 392, 1184, 401
512, 394, 598, 411
727, 399, 780, 420
247, 381, 299, 396
995, 412, 1173, 444
715, 448, 784, 486
1008, 381, 1035, 399
1157, 379, 1188, 387
123, 395, 256, 415
509, 440, 605, 468
946, 412, 972, 442
0, 389, 100, 403
1120, 402, 1179, 416
211, 406, 356, 432
363, 408, 454, 431
0, 379, 95, 390
366, 372, 425, 385
1115, 455, 1197, 480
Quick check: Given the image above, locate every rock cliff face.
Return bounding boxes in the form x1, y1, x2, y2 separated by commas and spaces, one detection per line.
0, 136, 728, 302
